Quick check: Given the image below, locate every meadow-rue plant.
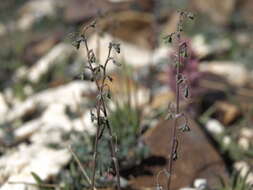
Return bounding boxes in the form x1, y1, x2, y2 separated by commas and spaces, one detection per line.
72, 20, 121, 190
156, 10, 194, 190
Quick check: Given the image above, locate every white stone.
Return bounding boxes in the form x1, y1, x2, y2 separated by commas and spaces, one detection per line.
0, 22, 6, 36
0, 93, 8, 122
14, 119, 42, 141
85, 34, 152, 70
194, 178, 207, 190
72, 111, 95, 134
24, 85, 33, 96
205, 119, 224, 135
234, 161, 253, 185
240, 128, 253, 139
199, 62, 248, 86
17, 0, 57, 31
192, 35, 231, 58
6, 81, 95, 122
152, 45, 173, 64
3, 88, 14, 104
238, 137, 250, 150
27, 43, 75, 83
180, 188, 196, 190
109, 0, 130, 2
0, 145, 71, 190
223, 135, 231, 146
14, 66, 28, 81
192, 35, 209, 58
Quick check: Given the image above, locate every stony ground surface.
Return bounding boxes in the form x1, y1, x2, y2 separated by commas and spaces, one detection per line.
0, 0, 253, 190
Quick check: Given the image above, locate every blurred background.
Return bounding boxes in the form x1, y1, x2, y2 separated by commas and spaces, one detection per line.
0, 0, 253, 190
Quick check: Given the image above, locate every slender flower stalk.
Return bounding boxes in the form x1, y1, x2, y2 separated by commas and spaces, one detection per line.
72, 20, 121, 190
156, 11, 194, 190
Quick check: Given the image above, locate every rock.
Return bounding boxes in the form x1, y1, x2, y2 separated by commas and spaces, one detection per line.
130, 118, 228, 190
14, 119, 42, 142
6, 81, 96, 122
214, 101, 241, 125
109, 0, 131, 2
240, 0, 253, 25
17, 0, 60, 31
27, 43, 75, 83
0, 93, 8, 122
64, 0, 112, 23
234, 161, 253, 185
23, 85, 33, 96
240, 128, 253, 139
222, 135, 232, 146
23, 34, 61, 64
0, 145, 71, 190
83, 33, 152, 70
238, 127, 253, 150
0, 22, 7, 36
191, 0, 235, 25
99, 11, 154, 48
84, 33, 169, 70
205, 119, 224, 135
180, 188, 196, 190
14, 66, 28, 81
192, 35, 232, 58
72, 111, 96, 134
199, 62, 248, 86
238, 137, 250, 150
193, 178, 208, 190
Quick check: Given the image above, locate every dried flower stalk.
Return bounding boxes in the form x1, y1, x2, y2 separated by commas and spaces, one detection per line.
72, 20, 121, 190
156, 11, 194, 190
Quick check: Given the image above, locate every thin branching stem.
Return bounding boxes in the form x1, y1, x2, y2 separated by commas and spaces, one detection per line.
79, 23, 121, 190
162, 11, 194, 190
167, 39, 181, 190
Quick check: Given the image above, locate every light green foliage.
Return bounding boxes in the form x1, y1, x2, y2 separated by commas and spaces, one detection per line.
108, 102, 149, 168
218, 170, 252, 190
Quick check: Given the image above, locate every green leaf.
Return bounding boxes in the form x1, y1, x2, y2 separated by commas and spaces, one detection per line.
31, 172, 43, 184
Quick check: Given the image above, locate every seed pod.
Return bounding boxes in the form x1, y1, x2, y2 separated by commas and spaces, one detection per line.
90, 110, 96, 122
88, 50, 96, 63
172, 152, 178, 160
177, 78, 184, 84
183, 86, 189, 98
107, 75, 113, 82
